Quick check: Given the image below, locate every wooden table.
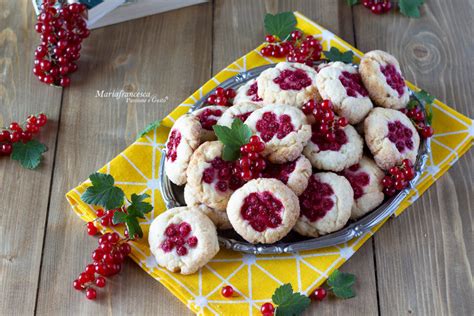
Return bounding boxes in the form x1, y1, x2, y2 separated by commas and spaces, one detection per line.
1, 1, 472, 315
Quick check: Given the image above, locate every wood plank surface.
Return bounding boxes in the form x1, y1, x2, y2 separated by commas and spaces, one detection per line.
353, 0, 473, 315
0, 1, 63, 314
34, 4, 212, 315
213, 1, 378, 315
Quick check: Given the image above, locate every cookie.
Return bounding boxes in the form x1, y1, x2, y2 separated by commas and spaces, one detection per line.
294, 172, 353, 237
364, 108, 420, 170
359, 50, 410, 109
216, 101, 262, 128
227, 178, 300, 244
303, 123, 363, 172
263, 155, 312, 196
315, 61, 373, 124
148, 206, 219, 275
257, 62, 319, 108
233, 79, 264, 105
164, 114, 202, 185
184, 184, 232, 230
192, 106, 227, 142
244, 104, 311, 163
186, 141, 244, 212
341, 156, 385, 219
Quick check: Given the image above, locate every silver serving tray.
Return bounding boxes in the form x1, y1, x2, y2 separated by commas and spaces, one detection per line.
159, 62, 431, 254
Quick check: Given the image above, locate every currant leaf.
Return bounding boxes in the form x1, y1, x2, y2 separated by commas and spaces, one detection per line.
264, 12, 297, 41
399, 0, 424, 18
323, 47, 354, 63
213, 119, 252, 161
272, 283, 311, 316
413, 89, 435, 104
81, 173, 125, 210
127, 193, 153, 219
327, 269, 356, 299
138, 119, 161, 138
346, 0, 359, 5
11, 140, 47, 170
112, 210, 144, 239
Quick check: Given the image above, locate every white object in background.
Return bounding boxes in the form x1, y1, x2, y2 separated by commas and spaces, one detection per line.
32, 0, 208, 29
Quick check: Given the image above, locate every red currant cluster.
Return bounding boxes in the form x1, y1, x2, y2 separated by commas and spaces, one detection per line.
0, 114, 48, 156
206, 87, 236, 106
381, 159, 415, 196
33, 0, 90, 87
400, 107, 434, 138
73, 232, 132, 300
362, 0, 392, 14
302, 99, 349, 141
236, 135, 266, 181
261, 31, 323, 66
86, 208, 124, 236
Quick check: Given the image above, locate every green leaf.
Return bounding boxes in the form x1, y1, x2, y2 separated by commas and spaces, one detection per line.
138, 119, 161, 138
346, 0, 359, 5
399, 0, 424, 18
327, 269, 356, 299
323, 47, 354, 63
264, 12, 297, 41
332, 286, 355, 299
406, 99, 420, 110
272, 283, 311, 316
127, 193, 153, 218
413, 89, 435, 104
11, 140, 47, 170
81, 173, 125, 210
113, 212, 143, 239
111, 193, 153, 239
213, 118, 252, 161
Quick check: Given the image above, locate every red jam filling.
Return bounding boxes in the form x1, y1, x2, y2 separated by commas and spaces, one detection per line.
299, 176, 334, 222
240, 191, 284, 232
198, 108, 223, 130
273, 69, 312, 91
256, 112, 295, 142
160, 222, 198, 256
380, 64, 405, 96
166, 129, 181, 162
202, 157, 243, 192
263, 160, 297, 184
387, 120, 414, 153
342, 164, 370, 200
235, 111, 253, 123
311, 124, 348, 151
339, 71, 369, 97
246, 82, 263, 102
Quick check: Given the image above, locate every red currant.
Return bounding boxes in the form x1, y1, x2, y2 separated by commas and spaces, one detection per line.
260, 302, 275, 316
95, 276, 106, 288
73, 279, 83, 290
85, 288, 97, 300
310, 287, 327, 301
86, 222, 98, 236
221, 285, 234, 298
265, 35, 276, 43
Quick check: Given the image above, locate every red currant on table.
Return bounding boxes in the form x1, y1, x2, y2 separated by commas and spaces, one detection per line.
86, 222, 98, 236
33, 1, 89, 87
260, 302, 275, 316
221, 285, 235, 298
74, 231, 131, 300
1, 113, 48, 160
309, 287, 327, 301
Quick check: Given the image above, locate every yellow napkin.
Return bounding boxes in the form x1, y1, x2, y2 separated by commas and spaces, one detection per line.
67, 12, 473, 315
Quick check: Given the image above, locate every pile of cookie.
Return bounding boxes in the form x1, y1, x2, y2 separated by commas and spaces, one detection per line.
149, 50, 424, 274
